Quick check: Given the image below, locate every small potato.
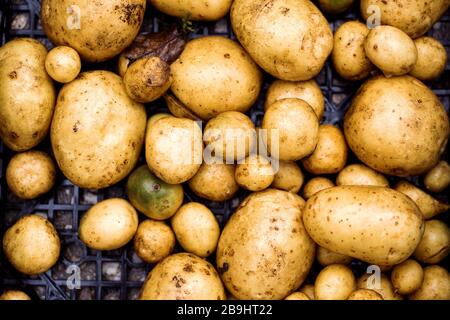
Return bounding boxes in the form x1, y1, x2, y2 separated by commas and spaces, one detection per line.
391, 259, 424, 295
357, 273, 403, 300
79, 198, 138, 251
164, 94, 201, 121
424, 161, 450, 193
336, 164, 389, 187
150, 0, 232, 21
6, 150, 56, 200
414, 220, 450, 264
317, 246, 352, 266
299, 284, 315, 300
410, 37, 447, 81
319, 0, 354, 14
315, 264, 356, 300
171, 203, 220, 258
302, 177, 335, 199
409, 265, 450, 300
235, 154, 274, 192
285, 292, 310, 300
45, 46, 81, 83
264, 79, 325, 119
133, 220, 176, 264
271, 161, 304, 193
302, 125, 348, 174
0, 290, 31, 300
347, 289, 383, 300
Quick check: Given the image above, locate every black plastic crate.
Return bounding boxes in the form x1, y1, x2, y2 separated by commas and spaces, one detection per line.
0, 0, 449, 300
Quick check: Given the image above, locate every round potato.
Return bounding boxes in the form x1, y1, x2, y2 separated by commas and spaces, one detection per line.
150, 0, 232, 21
302, 177, 335, 199
410, 37, 447, 81
414, 220, 450, 264
424, 161, 450, 193
6, 151, 56, 200
317, 246, 352, 266
79, 198, 138, 251
45, 46, 81, 83
409, 265, 450, 300
133, 220, 175, 264
0, 290, 31, 301
347, 289, 383, 300
299, 284, 315, 300
235, 154, 275, 192
3, 215, 60, 275
271, 161, 304, 193
391, 259, 424, 295
315, 264, 356, 300
171, 203, 220, 258
336, 164, 389, 187
171, 36, 262, 120
284, 292, 310, 300
357, 273, 403, 300
140, 253, 226, 300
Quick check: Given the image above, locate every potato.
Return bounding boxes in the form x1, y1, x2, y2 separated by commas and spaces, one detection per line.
262, 98, 319, 161
6, 151, 56, 200
302, 177, 335, 199
188, 162, 239, 202
118, 53, 131, 78
140, 253, 226, 300
235, 154, 275, 192
424, 161, 450, 193
164, 94, 201, 121
79, 198, 138, 250
148, 113, 172, 128
344, 75, 450, 177
203, 111, 256, 162
150, 0, 232, 21
0, 38, 56, 151
319, 0, 354, 14
347, 289, 383, 300
361, 0, 449, 39
3, 215, 60, 275
271, 161, 304, 193
171, 36, 262, 120
303, 186, 424, 266
133, 220, 175, 264
409, 265, 450, 300
264, 79, 325, 119
41, 0, 146, 62
45, 46, 81, 83
332, 21, 374, 81
299, 284, 315, 300
315, 264, 356, 300
231, 0, 333, 81
414, 220, 450, 264
302, 124, 348, 174
364, 26, 417, 76
171, 203, 220, 258
357, 273, 403, 300
336, 164, 389, 187
410, 37, 447, 81
284, 292, 310, 300
51, 71, 146, 189
217, 189, 315, 300
146, 116, 203, 184
317, 246, 352, 266
0, 290, 31, 301
391, 259, 424, 295
394, 181, 449, 219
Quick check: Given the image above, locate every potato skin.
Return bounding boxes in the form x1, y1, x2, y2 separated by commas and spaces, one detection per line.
302, 177, 335, 199
347, 289, 383, 300
150, 0, 232, 21
231, 0, 333, 81
284, 292, 310, 300
140, 253, 226, 300
344, 75, 450, 177
217, 189, 315, 300
414, 220, 450, 264
424, 161, 450, 193
357, 273, 403, 300
391, 259, 424, 295
0, 38, 56, 151
0, 290, 32, 300
133, 220, 175, 264
317, 246, 352, 266
299, 284, 315, 300
409, 265, 450, 300
303, 186, 424, 266
235, 154, 275, 192
410, 37, 447, 81
336, 164, 389, 187
271, 161, 304, 194
315, 264, 356, 300
45, 46, 81, 83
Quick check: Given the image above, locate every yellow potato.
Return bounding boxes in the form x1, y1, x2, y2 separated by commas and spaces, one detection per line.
285, 292, 310, 300
424, 161, 450, 193
271, 160, 304, 193
164, 94, 202, 121
133, 220, 175, 264
302, 177, 335, 199
45, 46, 81, 83
315, 264, 356, 300
409, 265, 450, 300
0, 290, 31, 301
410, 37, 447, 81
347, 289, 383, 300
150, 0, 232, 21
336, 164, 389, 187
299, 284, 315, 300
391, 259, 424, 295
414, 220, 450, 264
317, 246, 352, 266
357, 273, 403, 300
235, 154, 275, 192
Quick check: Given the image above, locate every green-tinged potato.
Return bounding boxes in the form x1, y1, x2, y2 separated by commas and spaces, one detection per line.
302, 177, 335, 199
0, 290, 31, 300
364, 26, 417, 76
6, 151, 56, 200
315, 264, 356, 300
414, 220, 450, 264
319, 0, 354, 14
262, 98, 319, 161
344, 75, 450, 177
391, 259, 424, 295
336, 164, 389, 187
317, 246, 352, 266
0, 38, 56, 151
188, 162, 239, 202
303, 186, 424, 266
133, 220, 175, 264
332, 21, 374, 81
264, 79, 325, 119
235, 154, 275, 192
424, 161, 450, 193
164, 94, 202, 121
140, 253, 226, 300
231, 0, 333, 81
299, 284, 315, 300
357, 273, 403, 300
41, 0, 146, 62
150, 0, 232, 21
171, 203, 220, 258
45, 46, 81, 83
271, 161, 304, 193
171, 36, 262, 120
3, 215, 60, 275
51, 71, 146, 189
409, 265, 450, 300
79, 198, 138, 250
410, 37, 447, 81
302, 124, 348, 174
347, 289, 383, 300
285, 292, 310, 300
217, 189, 315, 300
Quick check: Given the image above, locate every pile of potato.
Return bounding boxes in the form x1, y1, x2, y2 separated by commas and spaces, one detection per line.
0, 0, 449, 301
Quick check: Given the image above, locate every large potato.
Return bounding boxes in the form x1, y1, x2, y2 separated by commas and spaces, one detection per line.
409, 265, 450, 300
150, 0, 232, 21
0, 38, 56, 151
344, 75, 450, 177
336, 164, 389, 187
51, 71, 146, 189
171, 36, 262, 120
303, 186, 424, 266
217, 189, 315, 300
41, 0, 146, 62
414, 220, 450, 264
231, 0, 333, 81
410, 37, 447, 81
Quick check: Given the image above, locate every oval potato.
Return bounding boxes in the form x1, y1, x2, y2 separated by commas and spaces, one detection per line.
410, 37, 447, 81
302, 177, 335, 200
391, 259, 424, 295
315, 264, 356, 300
235, 154, 275, 192
347, 289, 383, 300
150, 0, 232, 21
336, 164, 389, 187
271, 160, 304, 194
414, 220, 450, 264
